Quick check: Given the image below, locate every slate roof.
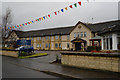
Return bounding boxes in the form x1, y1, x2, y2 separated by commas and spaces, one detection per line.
97, 24, 120, 35
14, 26, 74, 38
12, 20, 120, 38
84, 20, 120, 32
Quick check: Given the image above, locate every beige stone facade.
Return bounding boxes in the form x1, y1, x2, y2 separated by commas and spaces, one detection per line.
6, 22, 96, 50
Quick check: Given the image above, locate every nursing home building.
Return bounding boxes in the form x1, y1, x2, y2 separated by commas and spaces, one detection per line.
6, 20, 120, 51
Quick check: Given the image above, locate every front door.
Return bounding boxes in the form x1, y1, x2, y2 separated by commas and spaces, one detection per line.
75, 42, 81, 51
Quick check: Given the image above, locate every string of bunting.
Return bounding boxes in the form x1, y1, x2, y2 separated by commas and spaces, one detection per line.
8, 1, 81, 29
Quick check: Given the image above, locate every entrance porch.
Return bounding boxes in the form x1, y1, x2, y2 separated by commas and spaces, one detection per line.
71, 38, 87, 51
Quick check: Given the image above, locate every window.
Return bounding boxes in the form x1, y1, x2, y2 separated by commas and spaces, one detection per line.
49, 43, 50, 48
37, 44, 39, 47
59, 43, 61, 48
49, 36, 50, 40
59, 36, 61, 40
46, 36, 48, 40
55, 43, 58, 48
40, 37, 41, 40
46, 43, 48, 48
67, 35, 69, 40
67, 43, 70, 48
77, 33, 79, 38
81, 32, 83, 37
32, 38, 33, 40
74, 33, 76, 38
55, 36, 59, 40
84, 32, 87, 37
37, 37, 39, 40
40, 44, 41, 48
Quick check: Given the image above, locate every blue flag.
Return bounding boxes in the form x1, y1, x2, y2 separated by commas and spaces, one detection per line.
61, 9, 64, 12
32, 21, 34, 23
43, 16, 45, 19
22, 24, 24, 26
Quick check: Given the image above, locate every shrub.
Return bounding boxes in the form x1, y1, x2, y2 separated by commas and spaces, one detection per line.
86, 46, 101, 52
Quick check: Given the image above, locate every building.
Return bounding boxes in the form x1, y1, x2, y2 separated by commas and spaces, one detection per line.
98, 24, 120, 50
6, 20, 120, 51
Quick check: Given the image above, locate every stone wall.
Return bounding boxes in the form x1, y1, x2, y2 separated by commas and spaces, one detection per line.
1, 50, 19, 57
61, 52, 120, 72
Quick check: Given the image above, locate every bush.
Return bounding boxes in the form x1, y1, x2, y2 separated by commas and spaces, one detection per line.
86, 46, 101, 52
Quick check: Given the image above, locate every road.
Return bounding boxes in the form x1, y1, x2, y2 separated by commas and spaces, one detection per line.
1, 51, 120, 80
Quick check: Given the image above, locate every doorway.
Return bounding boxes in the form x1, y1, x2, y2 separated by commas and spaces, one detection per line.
75, 42, 81, 51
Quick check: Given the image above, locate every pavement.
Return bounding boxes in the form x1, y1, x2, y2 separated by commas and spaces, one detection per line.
2, 51, 120, 80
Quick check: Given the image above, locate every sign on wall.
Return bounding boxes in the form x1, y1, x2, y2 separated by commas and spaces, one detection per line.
17, 40, 31, 45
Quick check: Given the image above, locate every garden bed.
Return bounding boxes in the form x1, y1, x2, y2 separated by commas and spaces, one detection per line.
18, 53, 48, 59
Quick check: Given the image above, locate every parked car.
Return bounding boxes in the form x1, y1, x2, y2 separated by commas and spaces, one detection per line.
15, 46, 34, 53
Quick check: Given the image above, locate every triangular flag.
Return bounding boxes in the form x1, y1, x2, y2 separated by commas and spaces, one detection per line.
54, 12, 57, 15
12, 26, 14, 28
65, 7, 68, 10
39, 18, 41, 21
15, 26, 17, 28
36, 19, 38, 21
61, 9, 64, 12
20, 25, 22, 27
41, 17, 43, 20
78, 1, 81, 6
25, 23, 27, 25
58, 10, 60, 13
74, 3, 77, 7
69, 5, 73, 8
8, 27, 10, 29
43, 16, 45, 19
30, 21, 32, 24
48, 14, 50, 17
10, 27, 11, 29
32, 21, 34, 23
22, 24, 24, 26
17, 25, 19, 27
37, 19, 39, 21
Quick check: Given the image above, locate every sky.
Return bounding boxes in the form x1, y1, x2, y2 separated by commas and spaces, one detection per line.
1, 0, 120, 31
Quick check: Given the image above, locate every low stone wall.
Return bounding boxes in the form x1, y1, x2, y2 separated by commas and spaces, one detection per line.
61, 51, 120, 72
1, 50, 19, 57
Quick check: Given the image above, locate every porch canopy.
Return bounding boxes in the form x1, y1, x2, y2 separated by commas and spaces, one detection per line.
71, 38, 87, 43
89, 36, 101, 46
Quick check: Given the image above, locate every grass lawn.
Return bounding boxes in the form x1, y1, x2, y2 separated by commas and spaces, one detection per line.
18, 53, 48, 59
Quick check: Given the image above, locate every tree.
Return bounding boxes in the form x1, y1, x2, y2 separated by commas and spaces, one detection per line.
1, 8, 13, 47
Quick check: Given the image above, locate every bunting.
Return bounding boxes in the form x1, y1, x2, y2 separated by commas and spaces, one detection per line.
61, 9, 64, 12
65, 7, 68, 10
8, 1, 82, 29
54, 12, 57, 15
69, 5, 73, 8
48, 14, 50, 17
74, 3, 77, 7
43, 16, 45, 19
78, 1, 81, 6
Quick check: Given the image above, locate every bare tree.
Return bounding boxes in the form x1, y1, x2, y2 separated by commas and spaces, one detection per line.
2, 8, 13, 47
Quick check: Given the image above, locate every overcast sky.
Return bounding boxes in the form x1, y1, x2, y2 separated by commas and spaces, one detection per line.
1, 0, 120, 31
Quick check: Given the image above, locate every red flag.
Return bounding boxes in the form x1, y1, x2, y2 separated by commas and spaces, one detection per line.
78, 1, 81, 6
39, 18, 41, 21
25, 23, 27, 25
48, 14, 50, 17
69, 5, 73, 8
20, 25, 22, 27
54, 12, 57, 15
36, 19, 38, 21
17, 25, 19, 27
28, 22, 30, 24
